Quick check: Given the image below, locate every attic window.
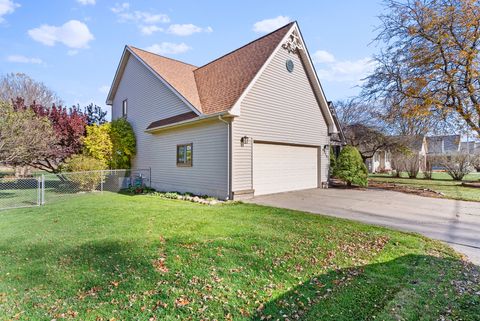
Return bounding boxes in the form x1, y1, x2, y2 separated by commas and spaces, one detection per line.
286, 59, 294, 73
122, 99, 127, 118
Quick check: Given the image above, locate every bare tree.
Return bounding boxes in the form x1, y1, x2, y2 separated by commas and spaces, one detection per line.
424, 156, 434, 179
0, 73, 63, 106
335, 99, 380, 127
390, 149, 422, 178
362, 0, 480, 137
472, 155, 480, 173
431, 153, 473, 181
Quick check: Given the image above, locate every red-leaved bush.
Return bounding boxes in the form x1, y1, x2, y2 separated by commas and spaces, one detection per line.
12, 98, 87, 173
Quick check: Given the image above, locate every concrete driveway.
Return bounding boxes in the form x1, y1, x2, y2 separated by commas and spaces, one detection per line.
249, 188, 480, 265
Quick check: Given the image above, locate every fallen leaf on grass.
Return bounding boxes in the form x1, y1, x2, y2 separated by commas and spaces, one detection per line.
175, 296, 190, 307
152, 257, 169, 273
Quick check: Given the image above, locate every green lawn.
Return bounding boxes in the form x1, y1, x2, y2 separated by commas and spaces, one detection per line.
370, 172, 480, 202
0, 194, 478, 320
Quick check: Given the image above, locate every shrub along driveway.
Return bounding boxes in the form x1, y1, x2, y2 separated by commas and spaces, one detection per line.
250, 188, 480, 265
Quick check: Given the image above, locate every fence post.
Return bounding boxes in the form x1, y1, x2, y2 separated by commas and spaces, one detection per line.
41, 174, 45, 205
100, 170, 104, 193
149, 167, 152, 188
37, 176, 41, 206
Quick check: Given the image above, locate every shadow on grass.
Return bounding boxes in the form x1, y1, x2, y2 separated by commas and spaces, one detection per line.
2, 237, 479, 320
252, 254, 480, 321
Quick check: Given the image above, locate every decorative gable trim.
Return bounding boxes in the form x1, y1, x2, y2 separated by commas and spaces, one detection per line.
282, 29, 303, 54
228, 25, 296, 116
229, 22, 338, 134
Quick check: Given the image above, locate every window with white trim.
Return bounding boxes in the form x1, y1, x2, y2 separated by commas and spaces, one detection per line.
176, 143, 193, 167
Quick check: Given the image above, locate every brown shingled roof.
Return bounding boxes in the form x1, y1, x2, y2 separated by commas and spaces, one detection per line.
194, 22, 294, 114
127, 22, 294, 117
128, 46, 203, 112
146, 111, 198, 130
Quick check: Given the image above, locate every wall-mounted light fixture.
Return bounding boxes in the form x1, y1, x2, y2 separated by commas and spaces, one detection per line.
241, 136, 250, 146
323, 144, 329, 156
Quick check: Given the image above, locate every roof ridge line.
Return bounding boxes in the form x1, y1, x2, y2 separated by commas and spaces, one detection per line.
195, 21, 295, 72
128, 45, 198, 68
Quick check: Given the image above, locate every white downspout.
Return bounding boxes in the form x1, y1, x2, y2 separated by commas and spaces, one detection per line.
218, 116, 231, 200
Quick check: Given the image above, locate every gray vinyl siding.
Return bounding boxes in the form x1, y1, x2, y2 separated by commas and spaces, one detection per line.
146, 120, 228, 199
112, 55, 229, 199
112, 55, 192, 121
232, 47, 330, 192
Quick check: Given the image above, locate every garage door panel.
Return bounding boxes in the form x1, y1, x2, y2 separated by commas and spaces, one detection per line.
253, 143, 318, 196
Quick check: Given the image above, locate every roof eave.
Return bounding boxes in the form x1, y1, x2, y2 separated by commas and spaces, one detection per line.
145, 111, 235, 133
106, 45, 130, 105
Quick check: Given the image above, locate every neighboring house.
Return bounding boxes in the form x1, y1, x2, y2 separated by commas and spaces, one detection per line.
460, 141, 480, 155
426, 135, 461, 156
106, 22, 339, 200
367, 149, 392, 173
368, 135, 427, 173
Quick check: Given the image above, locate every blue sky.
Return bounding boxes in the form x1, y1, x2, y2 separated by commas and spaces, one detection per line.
0, 0, 383, 114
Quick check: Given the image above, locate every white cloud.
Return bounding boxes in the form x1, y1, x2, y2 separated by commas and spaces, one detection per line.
145, 42, 191, 55
0, 0, 20, 22
167, 24, 212, 36
6, 55, 43, 64
314, 50, 376, 83
28, 20, 94, 49
98, 85, 110, 94
111, 2, 169, 35
111, 2, 129, 14
140, 25, 163, 35
67, 49, 79, 56
76, 0, 95, 5
111, 2, 169, 24
313, 50, 336, 64
253, 16, 291, 33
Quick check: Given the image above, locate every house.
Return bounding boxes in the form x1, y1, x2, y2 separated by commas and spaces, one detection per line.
106, 22, 339, 200
426, 135, 461, 156
368, 135, 427, 173
367, 149, 392, 173
460, 141, 480, 155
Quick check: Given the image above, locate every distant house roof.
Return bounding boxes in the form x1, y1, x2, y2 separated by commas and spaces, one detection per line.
426, 135, 460, 154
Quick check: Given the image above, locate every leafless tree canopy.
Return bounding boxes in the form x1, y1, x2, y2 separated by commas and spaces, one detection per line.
362, 0, 480, 138
334, 99, 380, 128
431, 153, 473, 180
0, 73, 63, 107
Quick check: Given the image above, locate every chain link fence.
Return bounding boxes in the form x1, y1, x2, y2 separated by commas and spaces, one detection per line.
0, 169, 151, 210
0, 177, 40, 209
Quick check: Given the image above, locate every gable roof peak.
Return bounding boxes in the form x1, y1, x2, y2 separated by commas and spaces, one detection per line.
127, 45, 198, 68
197, 21, 296, 70
193, 22, 296, 114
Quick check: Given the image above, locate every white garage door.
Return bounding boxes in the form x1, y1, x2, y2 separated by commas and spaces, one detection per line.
253, 143, 318, 196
